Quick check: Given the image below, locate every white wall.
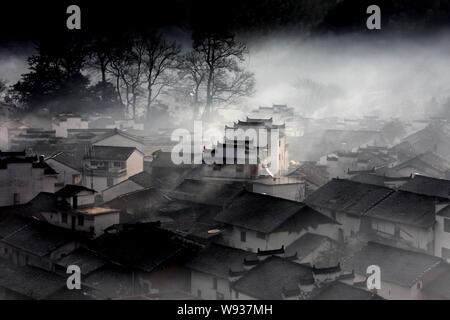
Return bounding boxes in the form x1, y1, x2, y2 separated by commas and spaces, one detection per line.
125, 150, 144, 178
435, 216, 450, 261
190, 271, 230, 300
46, 159, 81, 188
52, 117, 88, 138
41, 210, 119, 237
0, 163, 56, 207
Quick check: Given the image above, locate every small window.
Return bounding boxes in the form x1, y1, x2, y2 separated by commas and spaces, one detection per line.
91, 161, 98, 166
442, 247, 450, 260
72, 174, 80, 184
235, 291, 239, 299
212, 277, 218, 290
444, 219, 450, 233
13, 193, 20, 205
62, 213, 68, 224
240, 231, 246, 242
197, 289, 202, 298
113, 162, 122, 168
78, 215, 84, 226
257, 232, 266, 240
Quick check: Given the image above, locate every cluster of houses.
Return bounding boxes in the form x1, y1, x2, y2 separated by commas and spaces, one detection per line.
2, 108, 450, 299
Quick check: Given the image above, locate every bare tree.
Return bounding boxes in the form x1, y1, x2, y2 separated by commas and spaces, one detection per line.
178, 51, 207, 119
108, 39, 146, 119
192, 31, 255, 119
140, 32, 180, 121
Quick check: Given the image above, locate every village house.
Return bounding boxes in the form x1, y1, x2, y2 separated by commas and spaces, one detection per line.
422, 265, 450, 299
169, 178, 244, 207
284, 233, 340, 266
363, 190, 445, 254
390, 123, 450, 161
83, 145, 144, 192
0, 257, 85, 300
46, 151, 84, 189
186, 243, 257, 300
305, 179, 394, 240
91, 128, 145, 154
0, 119, 29, 151
206, 117, 288, 177
386, 151, 450, 179
230, 256, 314, 300
434, 206, 450, 263
287, 162, 330, 196
51, 113, 88, 138
102, 171, 155, 203
0, 151, 57, 207
344, 242, 445, 300
229, 255, 349, 300
0, 213, 79, 272
399, 174, 450, 198
214, 190, 339, 252
305, 178, 448, 253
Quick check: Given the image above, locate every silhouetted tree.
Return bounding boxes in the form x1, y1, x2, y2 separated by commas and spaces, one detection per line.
141, 31, 180, 121
178, 51, 207, 119
12, 35, 91, 113
192, 30, 255, 119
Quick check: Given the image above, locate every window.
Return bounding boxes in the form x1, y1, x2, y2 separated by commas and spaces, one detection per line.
72, 174, 80, 184
444, 219, 450, 233
235, 291, 239, 299
212, 277, 218, 290
197, 289, 202, 298
62, 213, 68, 224
256, 232, 266, 240
442, 247, 450, 260
91, 161, 98, 166
113, 162, 123, 168
240, 231, 246, 242
13, 193, 20, 205
78, 215, 84, 226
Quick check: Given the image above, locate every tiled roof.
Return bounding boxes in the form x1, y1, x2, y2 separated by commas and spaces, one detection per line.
232, 256, 313, 300
343, 242, 442, 287
216, 190, 335, 233
305, 179, 393, 216
311, 281, 382, 300
185, 243, 256, 279
400, 175, 450, 198
0, 258, 66, 299
365, 190, 438, 228
88, 145, 139, 161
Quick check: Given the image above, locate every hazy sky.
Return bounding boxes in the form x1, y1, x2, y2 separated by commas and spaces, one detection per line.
246, 31, 450, 120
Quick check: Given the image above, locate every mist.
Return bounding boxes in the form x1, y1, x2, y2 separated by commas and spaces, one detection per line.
246, 31, 450, 120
